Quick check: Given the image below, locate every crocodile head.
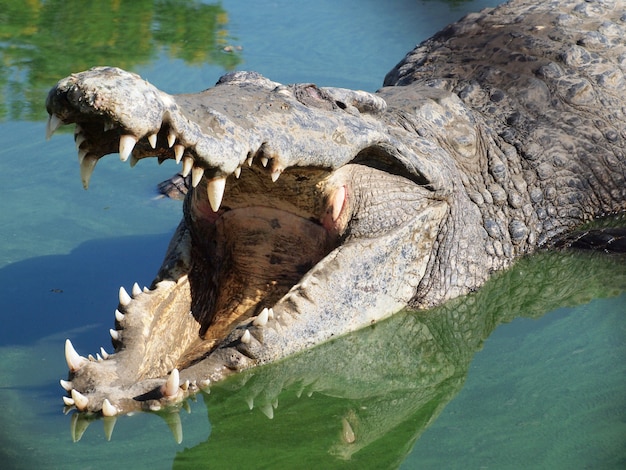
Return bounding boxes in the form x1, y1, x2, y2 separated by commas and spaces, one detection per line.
46, 67, 451, 416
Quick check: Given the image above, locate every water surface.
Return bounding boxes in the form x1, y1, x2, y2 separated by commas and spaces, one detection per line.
0, 1, 624, 468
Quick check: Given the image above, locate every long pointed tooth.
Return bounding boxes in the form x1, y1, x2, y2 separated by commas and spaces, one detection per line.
182, 156, 193, 177
130, 154, 139, 168
60, 379, 73, 392
268, 308, 275, 319
167, 132, 176, 148
102, 399, 117, 417
70, 413, 90, 442
77, 148, 88, 164
271, 169, 281, 182
234, 166, 242, 178
174, 145, 184, 164
96, 353, 103, 361
342, 418, 356, 443
119, 135, 137, 162
119, 286, 131, 307
103, 416, 117, 441
109, 329, 119, 341
253, 308, 269, 327
71, 389, 89, 411
131, 282, 142, 298
65, 339, 88, 372
148, 133, 158, 149
259, 402, 274, 419
207, 177, 226, 212
46, 114, 63, 139
164, 369, 179, 397
100, 347, 109, 359
75, 133, 86, 149
164, 412, 183, 444
62, 396, 75, 406
80, 155, 98, 189
191, 166, 204, 187
240, 330, 251, 344
88, 354, 96, 361
114, 309, 124, 322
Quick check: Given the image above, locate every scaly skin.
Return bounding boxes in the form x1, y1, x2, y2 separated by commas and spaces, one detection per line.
46, 0, 625, 417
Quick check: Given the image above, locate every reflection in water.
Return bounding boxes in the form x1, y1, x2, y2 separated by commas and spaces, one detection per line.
67, 250, 625, 467
0, 0, 241, 121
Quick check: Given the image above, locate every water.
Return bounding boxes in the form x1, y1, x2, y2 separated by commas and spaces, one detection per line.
0, 1, 624, 468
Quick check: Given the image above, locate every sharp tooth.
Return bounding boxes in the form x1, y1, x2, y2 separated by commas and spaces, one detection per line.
234, 166, 241, 178
62, 396, 75, 406
110, 329, 119, 341
181, 380, 190, 391
75, 133, 86, 149
271, 169, 281, 182
163, 368, 179, 397
130, 154, 139, 168
119, 286, 131, 307
100, 347, 109, 359
268, 308, 275, 319
80, 155, 98, 189
70, 413, 90, 442
205, 177, 226, 212
88, 354, 96, 361
119, 135, 137, 162
77, 148, 88, 165
103, 415, 117, 441
102, 399, 117, 417
260, 403, 274, 419
253, 308, 269, 327
246, 396, 254, 410
260, 156, 268, 167
143, 286, 150, 293
191, 166, 204, 187
65, 339, 88, 372
174, 145, 184, 164
148, 133, 158, 149
182, 156, 193, 177
167, 132, 176, 148
115, 309, 125, 322
342, 418, 356, 443
241, 330, 251, 344
164, 411, 183, 444
131, 282, 142, 298
96, 353, 103, 361
71, 389, 89, 410
246, 156, 254, 166
60, 379, 73, 391
46, 114, 63, 139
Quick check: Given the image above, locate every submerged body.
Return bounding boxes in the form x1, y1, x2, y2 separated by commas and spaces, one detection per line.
46, 0, 626, 416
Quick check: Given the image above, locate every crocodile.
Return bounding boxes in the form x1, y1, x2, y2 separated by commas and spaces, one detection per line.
46, 0, 626, 417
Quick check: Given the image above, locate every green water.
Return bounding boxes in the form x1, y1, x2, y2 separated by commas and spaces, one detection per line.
0, 1, 624, 469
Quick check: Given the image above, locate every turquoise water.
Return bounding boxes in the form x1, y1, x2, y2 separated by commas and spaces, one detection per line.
0, 1, 624, 468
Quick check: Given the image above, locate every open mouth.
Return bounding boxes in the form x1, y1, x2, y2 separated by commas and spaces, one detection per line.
47, 67, 445, 417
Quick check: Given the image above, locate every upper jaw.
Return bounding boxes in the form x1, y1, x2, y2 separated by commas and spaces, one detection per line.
45, 67, 394, 197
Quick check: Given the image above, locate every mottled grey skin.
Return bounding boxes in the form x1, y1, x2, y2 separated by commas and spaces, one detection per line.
46, 0, 626, 416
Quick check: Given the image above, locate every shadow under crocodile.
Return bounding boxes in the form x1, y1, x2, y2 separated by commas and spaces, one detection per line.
64, 248, 625, 468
